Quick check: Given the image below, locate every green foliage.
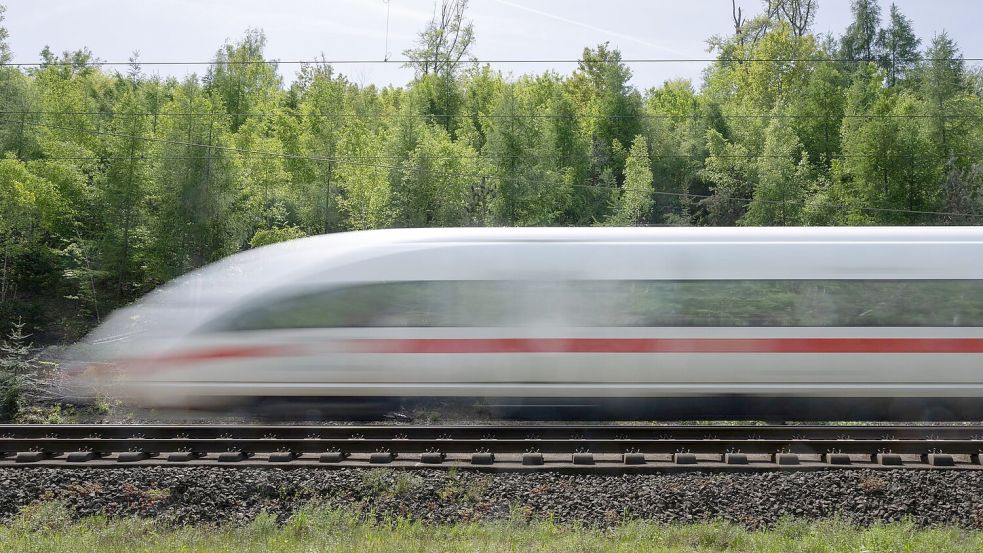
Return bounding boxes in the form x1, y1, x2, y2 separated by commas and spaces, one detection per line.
606, 135, 654, 226
333, 120, 395, 230
396, 125, 483, 226
840, 0, 882, 62
877, 3, 921, 86
16, 402, 67, 424
0, 5, 10, 64
3, 503, 983, 552
699, 130, 758, 226
402, 0, 475, 79
742, 114, 810, 225
0, 319, 40, 421
0, 1, 981, 341
248, 225, 306, 248
485, 77, 575, 225
357, 469, 422, 498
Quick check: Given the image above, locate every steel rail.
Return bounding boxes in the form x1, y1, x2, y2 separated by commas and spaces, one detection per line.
1, 425, 983, 470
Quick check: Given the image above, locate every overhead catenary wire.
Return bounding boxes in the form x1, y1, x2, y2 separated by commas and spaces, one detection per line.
2, 56, 981, 67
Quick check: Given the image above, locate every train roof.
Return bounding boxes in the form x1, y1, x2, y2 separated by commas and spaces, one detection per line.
290, 226, 983, 246
80, 226, 983, 347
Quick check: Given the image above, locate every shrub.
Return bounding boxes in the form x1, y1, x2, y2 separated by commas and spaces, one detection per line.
0, 319, 55, 422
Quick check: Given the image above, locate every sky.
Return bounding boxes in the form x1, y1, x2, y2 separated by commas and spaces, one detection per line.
3, 0, 981, 90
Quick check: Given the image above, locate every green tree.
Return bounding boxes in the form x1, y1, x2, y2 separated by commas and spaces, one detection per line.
643, 79, 711, 224
0, 320, 34, 421
206, 29, 283, 132
790, 61, 846, 166
395, 126, 483, 227
567, 43, 643, 221
766, 0, 818, 38
941, 162, 983, 224
699, 130, 758, 226
876, 3, 921, 86
840, 0, 882, 63
836, 65, 940, 224
485, 78, 574, 226
0, 5, 39, 158
0, 4, 10, 64
0, 156, 65, 333
919, 32, 973, 161
96, 86, 154, 301
402, 0, 475, 79
147, 79, 238, 281
742, 114, 810, 225
293, 63, 356, 233
455, 65, 503, 153
606, 135, 654, 226
333, 119, 394, 230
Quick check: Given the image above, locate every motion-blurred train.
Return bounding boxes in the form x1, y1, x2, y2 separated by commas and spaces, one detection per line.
71, 227, 983, 420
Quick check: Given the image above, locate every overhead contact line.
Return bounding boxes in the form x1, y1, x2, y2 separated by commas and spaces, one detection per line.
2, 57, 980, 67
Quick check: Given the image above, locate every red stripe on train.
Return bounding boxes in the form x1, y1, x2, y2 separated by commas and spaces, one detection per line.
126, 338, 983, 367
154, 345, 300, 362
341, 338, 983, 354
120, 345, 301, 369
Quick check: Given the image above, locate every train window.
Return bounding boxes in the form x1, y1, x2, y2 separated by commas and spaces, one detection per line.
208, 280, 983, 330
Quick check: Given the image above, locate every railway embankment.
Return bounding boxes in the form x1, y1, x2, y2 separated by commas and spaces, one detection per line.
2, 466, 983, 529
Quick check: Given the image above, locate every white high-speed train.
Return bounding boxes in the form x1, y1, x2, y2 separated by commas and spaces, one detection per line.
74, 227, 983, 420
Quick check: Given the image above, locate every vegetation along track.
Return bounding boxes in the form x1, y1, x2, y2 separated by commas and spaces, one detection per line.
4, 424, 983, 471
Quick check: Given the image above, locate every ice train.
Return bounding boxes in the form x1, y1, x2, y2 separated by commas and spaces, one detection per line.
74, 227, 983, 420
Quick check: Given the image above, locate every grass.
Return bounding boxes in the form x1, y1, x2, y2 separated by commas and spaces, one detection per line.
1, 501, 982, 553
359, 468, 424, 498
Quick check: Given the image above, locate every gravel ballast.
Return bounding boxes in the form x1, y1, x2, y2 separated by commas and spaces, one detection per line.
2, 467, 983, 528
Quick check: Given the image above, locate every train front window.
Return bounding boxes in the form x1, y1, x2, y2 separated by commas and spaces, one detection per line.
207, 280, 983, 330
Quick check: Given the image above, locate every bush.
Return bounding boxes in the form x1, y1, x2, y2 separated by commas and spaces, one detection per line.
0, 319, 53, 422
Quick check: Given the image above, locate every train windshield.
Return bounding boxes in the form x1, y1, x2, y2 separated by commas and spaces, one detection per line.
205, 280, 983, 329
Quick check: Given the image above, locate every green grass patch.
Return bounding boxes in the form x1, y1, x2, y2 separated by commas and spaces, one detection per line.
1, 500, 981, 552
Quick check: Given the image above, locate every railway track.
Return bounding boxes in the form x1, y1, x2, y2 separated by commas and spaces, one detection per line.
3, 424, 983, 471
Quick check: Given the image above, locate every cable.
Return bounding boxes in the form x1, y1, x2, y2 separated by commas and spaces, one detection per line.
3, 57, 980, 67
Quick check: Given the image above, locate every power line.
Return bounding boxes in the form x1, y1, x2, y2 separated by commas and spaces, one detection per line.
3, 57, 981, 67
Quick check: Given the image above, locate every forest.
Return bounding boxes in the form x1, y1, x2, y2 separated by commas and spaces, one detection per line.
0, 0, 982, 343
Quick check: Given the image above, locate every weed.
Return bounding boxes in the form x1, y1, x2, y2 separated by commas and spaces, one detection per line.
860, 476, 889, 494
392, 472, 422, 497
359, 468, 392, 496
